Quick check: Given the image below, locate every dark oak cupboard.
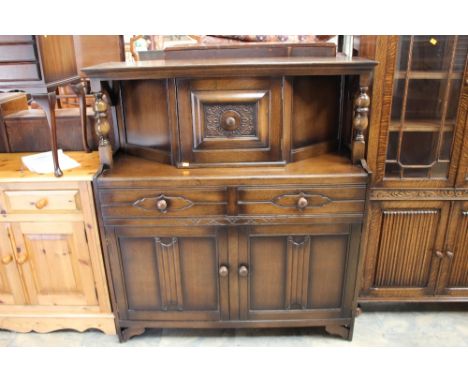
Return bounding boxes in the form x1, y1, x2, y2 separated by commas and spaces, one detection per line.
358, 36, 468, 303
83, 46, 376, 341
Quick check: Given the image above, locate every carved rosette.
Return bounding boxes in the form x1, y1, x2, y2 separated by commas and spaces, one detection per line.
93, 92, 113, 168
351, 87, 370, 163
204, 103, 257, 137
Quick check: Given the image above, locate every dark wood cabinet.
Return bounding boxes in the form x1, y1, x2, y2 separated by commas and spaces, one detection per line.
237, 223, 361, 321
358, 35, 468, 303
84, 46, 376, 341
106, 225, 229, 322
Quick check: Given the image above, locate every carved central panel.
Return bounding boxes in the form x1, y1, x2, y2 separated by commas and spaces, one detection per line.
204, 103, 257, 137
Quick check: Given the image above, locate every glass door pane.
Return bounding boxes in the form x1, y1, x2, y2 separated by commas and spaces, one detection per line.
385, 35, 468, 179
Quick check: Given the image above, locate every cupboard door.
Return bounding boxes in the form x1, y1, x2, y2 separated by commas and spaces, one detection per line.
361, 201, 450, 299
237, 224, 361, 321
437, 201, 468, 296
375, 35, 468, 187
11, 222, 98, 306
107, 225, 229, 321
0, 224, 26, 305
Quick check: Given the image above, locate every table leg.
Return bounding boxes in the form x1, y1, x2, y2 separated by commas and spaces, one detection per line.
34, 91, 63, 177
71, 81, 91, 153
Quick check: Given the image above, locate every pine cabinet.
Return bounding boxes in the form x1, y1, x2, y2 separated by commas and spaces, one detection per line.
0, 152, 115, 334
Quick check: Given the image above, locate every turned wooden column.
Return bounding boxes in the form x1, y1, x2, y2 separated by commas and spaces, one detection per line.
351, 86, 370, 164
93, 92, 113, 168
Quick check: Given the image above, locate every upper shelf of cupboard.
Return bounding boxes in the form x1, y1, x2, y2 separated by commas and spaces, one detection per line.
82, 55, 377, 81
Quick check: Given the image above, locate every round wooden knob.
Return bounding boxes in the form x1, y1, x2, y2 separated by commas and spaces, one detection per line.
225, 116, 236, 127
219, 265, 229, 277
297, 196, 308, 210
156, 198, 168, 212
35, 198, 48, 209
1, 254, 13, 265
17, 254, 27, 264
446, 251, 454, 259
435, 250, 444, 259
238, 265, 249, 277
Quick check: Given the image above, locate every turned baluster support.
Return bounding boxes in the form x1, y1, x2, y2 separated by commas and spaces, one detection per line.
93, 92, 113, 168
351, 86, 370, 164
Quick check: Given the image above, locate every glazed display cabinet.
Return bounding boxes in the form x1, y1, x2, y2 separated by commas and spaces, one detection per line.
359, 35, 468, 303
82, 44, 377, 341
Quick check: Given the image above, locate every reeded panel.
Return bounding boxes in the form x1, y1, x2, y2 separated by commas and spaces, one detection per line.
374, 210, 440, 287
447, 210, 468, 287
385, 35, 468, 179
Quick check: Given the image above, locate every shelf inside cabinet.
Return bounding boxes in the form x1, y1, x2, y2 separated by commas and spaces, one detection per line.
389, 120, 455, 132
394, 71, 464, 80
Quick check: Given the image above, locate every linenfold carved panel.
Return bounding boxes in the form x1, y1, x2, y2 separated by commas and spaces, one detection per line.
285, 236, 311, 309
155, 237, 184, 311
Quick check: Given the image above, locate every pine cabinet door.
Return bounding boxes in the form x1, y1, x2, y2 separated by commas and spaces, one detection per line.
107, 225, 229, 322
10, 221, 98, 306
237, 223, 361, 321
361, 201, 450, 299
0, 223, 26, 305
437, 201, 468, 296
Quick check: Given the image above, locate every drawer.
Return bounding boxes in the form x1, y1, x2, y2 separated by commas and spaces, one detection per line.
4, 190, 81, 213
0, 63, 40, 81
99, 188, 227, 218
238, 186, 366, 216
0, 45, 36, 62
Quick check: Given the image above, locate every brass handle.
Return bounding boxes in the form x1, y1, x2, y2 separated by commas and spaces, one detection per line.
16, 254, 28, 265
238, 265, 249, 277
35, 198, 48, 209
1, 254, 13, 265
297, 196, 308, 210
446, 251, 454, 259
156, 198, 168, 213
435, 250, 444, 259
219, 265, 229, 277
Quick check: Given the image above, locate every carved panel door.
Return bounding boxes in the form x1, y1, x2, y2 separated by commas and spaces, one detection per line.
107, 225, 229, 321
361, 201, 451, 299
0, 223, 26, 305
10, 221, 98, 306
236, 224, 361, 321
436, 201, 468, 297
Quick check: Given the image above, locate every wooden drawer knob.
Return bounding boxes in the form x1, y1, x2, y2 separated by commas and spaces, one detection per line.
297, 196, 308, 210
435, 250, 444, 259
35, 198, 48, 209
238, 265, 249, 277
1, 254, 13, 265
446, 251, 454, 259
156, 198, 168, 213
219, 265, 229, 277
